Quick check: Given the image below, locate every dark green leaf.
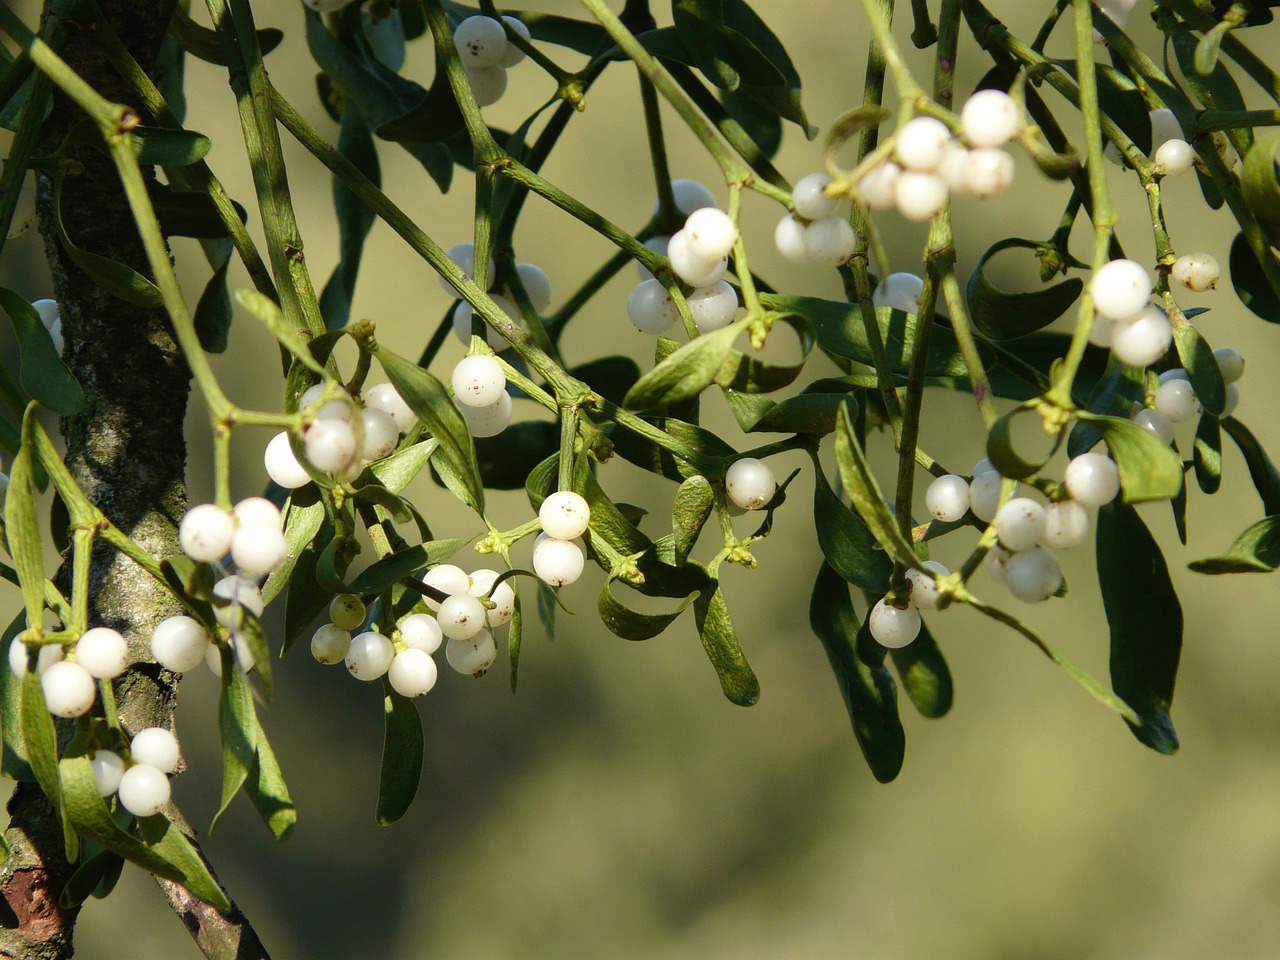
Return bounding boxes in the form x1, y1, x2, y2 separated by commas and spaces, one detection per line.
376, 684, 423, 825
6, 423, 45, 626
320, 105, 380, 330
0, 290, 84, 415
1240, 132, 1280, 225
714, 312, 814, 395
214, 663, 296, 839
369, 438, 437, 494
719, 0, 811, 130
1189, 515, 1280, 573
1052, 59, 1152, 154
1228, 230, 1280, 323
966, 238, 1083, 340
692, 578, 759, 706
1066, 359, 1145, 459
194, 239, 233, 353
1171, 310, 1226, 415
833, 404, 919, 570
150, 186, 246, 240
20, 668, 61, 812
283, 509, 335, 656
348, 537, 474, 594
1097, 504, 1183, 753
1, 611, 33, 781
812, 455, 892, 593
570, 355, 641, 406
1193, 413, 1222, 494
720, 86, 782, 160
989, 401, 1066, 480
1222, 417, 1280, 513
60, 846, 124, 909
809, 563, 904, 782
168, 5, 283, 65
130, 126, 211, 166
52, 178, 161, 307
263, 495, 326, 608
888, 622, 952, 719
1171, 24, 1252, 153
672, 475, 714, 565
474, 421, 557, 489
598, 574, 699, 640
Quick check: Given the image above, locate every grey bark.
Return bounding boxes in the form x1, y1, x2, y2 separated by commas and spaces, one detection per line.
0, 1, 267, 957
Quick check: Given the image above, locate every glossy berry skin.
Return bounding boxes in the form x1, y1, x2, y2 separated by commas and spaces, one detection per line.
873, 273, 925, 314
725, 458, 776, 511
869, 599, 922, 648
440, 242, 496, 296
1064, 452, 1120, 507
436, 593, 488, 641
626, 279, 679, 335
540, 491, 591, 540
963, 148, 1015, 198
91, 750, 125, 797
1087, 316, 1115, 348
1154, 379, 1201, 422
792, 172, 839, 220
179, 504, 234, 563
1153, 139, 1195, 176
459, 390, 512, 438
233, 497, 281, 531
994, 497, 1048, 551
1005, 546, 1063, 603
499, 16, 530, 67
422, 565, 471, 611
906, 560, 949, 610
230, 524, 288, 578
150, 616, 209, 673
938, 142, 971, 195
310, 624, 351, 665
667, 229, 728, 288
984, 545, 1011, 584
1110, 306, 1172, 367
41, 661, 96, 718
1213, 346, 1245, 384
454, 16, 508, 68
399, 614, 444, 655
130, 727, 180, 774
513, 262, 552, 311
75, 627, 129, 679
532, 537, 585, 587
687, 281, 739, 333
451, 297, 515, 351
803, 217, 857, 266
465, 64, 507, 107
205, 636, 255, 677
265, 432, 311, 489
468, 570, 516, 627
683, 208, 738, 261
895, 116, 951, 171
345, 631, 395, 681
961, 89, 1021, 147
667, 179, 717, 216
1222, 383, 1241, 418
925, 474, 970, 522
774, 215, 810, 263
117, 764, 170, 817
634, 236, 670, 281
329, 594, 367, 631
858, 162, 900, 210
969, 471, 1014, 523
893, 171, 948, 222
363, 383, 416, 433
445, 631, 497, 676
388, 649, 439, 698
359, 407, 400, 462
304, 418, 359, 474
1133, 407, 1175, 445
1042, 500, 1091, 550
452, 355, 507, 408
1171, 253, 1220, 292
1090, 259, 1152, 321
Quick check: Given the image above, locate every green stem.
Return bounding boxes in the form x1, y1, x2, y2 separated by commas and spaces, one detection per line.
939, 266, 996, 427
856, 0, 927, 100
1196, 108, 1280, 132
639, 72, 678, 229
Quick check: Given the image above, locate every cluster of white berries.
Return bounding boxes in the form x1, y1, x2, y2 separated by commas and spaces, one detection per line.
858, 90, 1022, 223
1136, 346, 1245, 444
10, 626, 128, 719
774, 172, 858, 266
446, 245, 551, 351
1086, 259, 1173, 367
265, 381, 414, 489
532, 491, 591, 586
628, 198, 741, 337
452, 14, 532, 108
180, 497, 287, 577
451, 353, 512, 438
90, 727, 180, 818
146, 577, 262, 679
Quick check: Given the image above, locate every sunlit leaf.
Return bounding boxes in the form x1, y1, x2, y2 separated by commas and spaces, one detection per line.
1189, 515, 1280, 574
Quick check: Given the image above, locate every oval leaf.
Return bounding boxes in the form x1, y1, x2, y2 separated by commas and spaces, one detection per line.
966, 238, 1083, 340
376, 684, 423, 825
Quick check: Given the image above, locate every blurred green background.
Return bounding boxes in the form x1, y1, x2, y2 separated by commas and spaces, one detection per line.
5, 1, 1280, 957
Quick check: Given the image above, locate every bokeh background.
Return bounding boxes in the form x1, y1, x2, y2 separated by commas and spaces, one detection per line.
4, 1, 1280, 957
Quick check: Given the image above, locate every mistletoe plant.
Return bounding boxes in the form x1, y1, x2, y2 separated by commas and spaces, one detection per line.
3, 0, 1280, 953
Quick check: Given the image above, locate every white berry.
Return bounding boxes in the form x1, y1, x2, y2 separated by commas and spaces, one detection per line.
804, 216, 857, 266
1042, 500, 1091, 549
150, 616, 210, 673
634, 236, 671, 281
204, 635, 255, 677
1064, 452, 1120, 507
499, 15, 530, 67
445, 630, 497, 676
627, 279, 679, 335
869, 599, 922, 648
873, 273, 925, 314
938, 142, 972, 195
91, 750, 125, 797
363, 383, 415, 433
359, 407, 400, 462
117, 764, 170, 817
667, 229, 728, 287
422, 565, 471, 611
1133, 407, 1175, 445
437, 593, 487, 640
75, 627, 128, 680
300, 384, 354, 422
451, 298, 513, 351
1091, 259, 1152, 321
441, 242, 496, 296
1111, 305, 1172, 367
468, 569, 516, 627
345, 631, 394, 681
513, 262, 551, 311
310, 623, 351, 665
895, 117, 952, 172
969, 470, 1014, 523
41, 661, 96, 718
1213, 346, 1245, 383
961, 90, 1021, 147
1222, 382, 1241, 417
858, 161, 900, 210
130, 727, 179, 774
994, 497, 1047, 551
774, 214, 810, 263
687, 280, 739, 333
532, 537, 585, 586
1088, 315, 1116, 348
963, 148, 1015, 198
179, 504, 233, 563
985, 545, 1011, 584
893, 171, 949, 222
398, 613, 443, 654
459, 390, 512, 438
264, 432, 311, 489
725, 458, 776, 511
231, 524, 287, 577
451, 355, 507, 408
304, 418, 359, 474
683, 208, 738, 262
454, 16, 508, 69
925, 474, 970, 522
388, 648, 439, 697
9, 639, 62, 678
906, 560, 949, 610
212, 575, 264, 631
793, 172, 840, 220
233, 497, 281, 531
1171, 252, 1219, 292
1005, 546, 1063, 603
540, 491, 591, 540
1154, 378, 1200, 422
329, 594, 366, 631
1153, 138, 1195, 176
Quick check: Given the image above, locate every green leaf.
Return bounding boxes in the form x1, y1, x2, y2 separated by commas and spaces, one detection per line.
0, 290, 84, 415
1052, 59, 1152, 154
888, 622, 952, 719
714, 313, 814, 395
52, 176, 162, 307
1193, 413, 1222, 494
832, 403, 919, 570
966, 238, 1083, 340
1170, 310, 1226, 415
1097, 504, 1183, 753
130, 126, 211, 166
320, 104, 380, 330
812, 456, 892, 593
151, 186, 246, 240
672, 475, 714, 565
1222, 417, 1280, 514
168, 5, 283, 66
60, 846, 125, 909
808, 563, 904, 782
623, 320, 743, 410
1077, 412, 1184, 502
376, 683, 423, 825
235, 290, 327, 376
6, 421, 45, 627
1240, 132, 1280, 225
598, 574, 699, 641
194, 239, 233, 353
1066, 359, 1145, 459
474, 422, 557, 490
720, 86, 782, 160
692, 578, 759, 706
369, 438, 437, 494
262, 495, 326, 607
1171, 23, 1252, 154
720, 0, 811, 131
1, 611, 33, 781
348, 537, 474, 594
1228, 230, 1280, 323
376, 346, 484, 512
988, 401, 1066, 480
20, 668, 61, 812
1189, 515, 1280, 573
214, 664, 296, 839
